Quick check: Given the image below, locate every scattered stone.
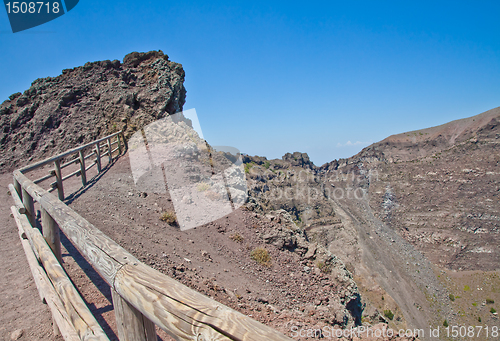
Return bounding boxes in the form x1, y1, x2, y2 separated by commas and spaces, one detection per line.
10, 329, 23, 340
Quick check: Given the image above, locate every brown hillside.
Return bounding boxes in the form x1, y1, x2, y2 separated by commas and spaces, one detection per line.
0, 50, 186, 172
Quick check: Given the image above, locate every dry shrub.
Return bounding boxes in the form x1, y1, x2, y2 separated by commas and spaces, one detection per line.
250, 247, 271, 267
159, 211, 177, 225
230, 233, 244, 243
197, 182, 211, 192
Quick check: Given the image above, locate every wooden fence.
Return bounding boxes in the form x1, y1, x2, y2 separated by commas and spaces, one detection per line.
10, 131, 292, 341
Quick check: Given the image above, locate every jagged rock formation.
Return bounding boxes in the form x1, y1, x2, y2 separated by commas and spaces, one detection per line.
351, 107, 500, 271
243, 106, 500, 334
1, 51, 379, 339
0, 50, 186, 172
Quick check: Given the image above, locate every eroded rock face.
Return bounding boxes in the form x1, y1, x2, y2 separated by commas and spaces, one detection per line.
0, 50, 186, 172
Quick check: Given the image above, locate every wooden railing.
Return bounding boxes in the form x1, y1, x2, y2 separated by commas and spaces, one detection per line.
10, 132, 292, 341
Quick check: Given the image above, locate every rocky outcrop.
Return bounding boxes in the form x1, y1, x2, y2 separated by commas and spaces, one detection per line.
0, 50, 186, 172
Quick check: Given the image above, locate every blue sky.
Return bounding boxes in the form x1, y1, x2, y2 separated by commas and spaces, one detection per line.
1, 1, 499, 166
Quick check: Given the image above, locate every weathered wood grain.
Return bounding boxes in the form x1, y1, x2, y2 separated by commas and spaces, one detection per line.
111, 289, 157, 341
114, 263, 294, 341
15, 207, 109, 341
39, 191, 138, 285
42, 208, 62, 263
11, 206, 43, 300
8, 183, 26, 214
22, 187, 35, 226
19, 131, 122, 173
12, 207, 82, 341
13, 130, 293, 341
13, 177, 22, 201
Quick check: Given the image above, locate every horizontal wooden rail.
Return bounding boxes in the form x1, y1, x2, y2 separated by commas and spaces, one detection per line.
61, 158, 80, 169
11, 207, 109, 341
34, 173, 54, 184
85, 162, 96, 172
20, 131, 123, 173
8, 184, 26, 214
20, 131, 124, 200
13, 208, 82, 341
13, 169, 293, 341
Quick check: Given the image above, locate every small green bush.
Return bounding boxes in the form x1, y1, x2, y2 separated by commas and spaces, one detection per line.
250, 247, 271, 266
264, 161, 270, 169
478, 316, 482, 322
464, 285, 471, 291
244, 162, 255, 174
486, 298, 495, 304
449, 294, 455, 301
383, 310, 394, 320
491, 308, 497, 314
443, 320, 449, 327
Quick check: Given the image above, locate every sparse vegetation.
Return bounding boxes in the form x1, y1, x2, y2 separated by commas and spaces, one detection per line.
315, 261, 332, 274
244, 162, 255, 174
383, 309, 394, 320
159, 211, 177, 225
443, 319, 449, 327
250, 247, 271, 266
264, 161, 270, 169
230, 233, 244, 243
197, 182, 211, 192
449, 294, 455, 301
464, 285, 471, 291
486, 298, 495, 304
491, 308, 497, 314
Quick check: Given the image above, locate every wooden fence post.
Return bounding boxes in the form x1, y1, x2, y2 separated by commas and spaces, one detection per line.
111, 289, 156, 341
95, 144, 102, 173
54, 160, 64, 201
121, 132, 128, 152
13, 177, 22, 201
107, 138, 112, 163
117, 134, 122, 155
42, 208, 62, 263
79, 150, 87, 187
22, 188, 35, 226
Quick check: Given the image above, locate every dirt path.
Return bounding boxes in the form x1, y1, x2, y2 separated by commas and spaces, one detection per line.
0, 172, 62, 341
